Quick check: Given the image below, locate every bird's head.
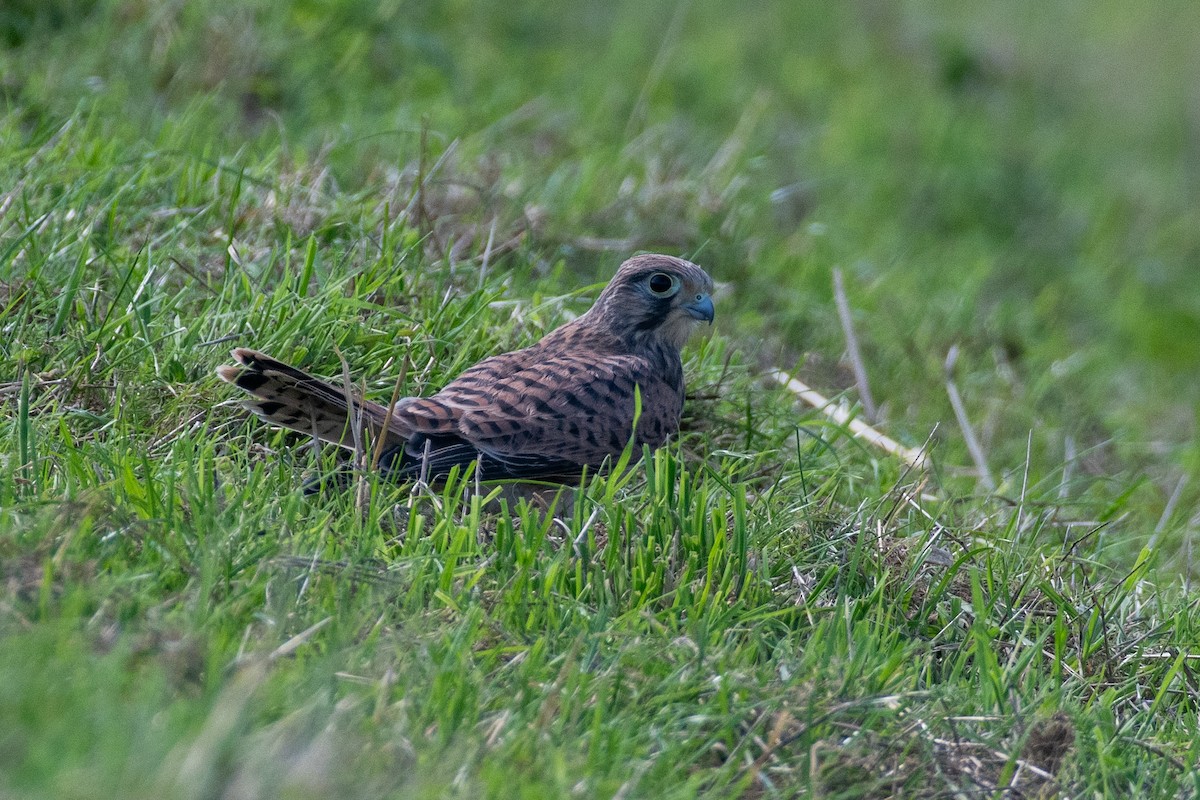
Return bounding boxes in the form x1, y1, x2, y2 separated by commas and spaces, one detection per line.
589, 254, 716, 350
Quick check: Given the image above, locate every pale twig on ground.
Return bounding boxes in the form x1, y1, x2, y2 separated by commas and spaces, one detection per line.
270, 617, 334, 661
770, 369, 928, 469
944, 345, 996, 491
832, 267, 877, 423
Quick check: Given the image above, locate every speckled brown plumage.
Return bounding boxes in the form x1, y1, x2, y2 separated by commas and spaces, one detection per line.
217, 254, 715, 484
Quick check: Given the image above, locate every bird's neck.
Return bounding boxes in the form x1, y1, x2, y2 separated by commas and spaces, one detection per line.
540, 317, 682, 369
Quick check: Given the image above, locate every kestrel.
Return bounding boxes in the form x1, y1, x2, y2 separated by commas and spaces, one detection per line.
217, 254, 715, 486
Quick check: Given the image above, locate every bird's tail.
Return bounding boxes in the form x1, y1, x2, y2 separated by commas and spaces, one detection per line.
216, 348, 409, 449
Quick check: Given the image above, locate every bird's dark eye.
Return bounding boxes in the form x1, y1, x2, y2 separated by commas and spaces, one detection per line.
647, 272, 678, 296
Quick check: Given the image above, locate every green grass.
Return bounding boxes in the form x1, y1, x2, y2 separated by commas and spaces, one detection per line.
2, 0, 1200, 797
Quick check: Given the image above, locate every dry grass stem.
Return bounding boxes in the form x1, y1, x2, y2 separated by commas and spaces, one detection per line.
944, 345, 996, 491
332, 343, 369, 512
832, 267, 878, 423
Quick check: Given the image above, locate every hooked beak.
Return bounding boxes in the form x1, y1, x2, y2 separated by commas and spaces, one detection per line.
682, 293, 715, 324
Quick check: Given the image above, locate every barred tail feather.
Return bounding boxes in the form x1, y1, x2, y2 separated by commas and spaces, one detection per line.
216, 348, 408, 448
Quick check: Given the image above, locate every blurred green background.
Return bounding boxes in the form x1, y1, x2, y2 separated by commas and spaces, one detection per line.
4, 3, 1200, 796
4, 0, 1198, 546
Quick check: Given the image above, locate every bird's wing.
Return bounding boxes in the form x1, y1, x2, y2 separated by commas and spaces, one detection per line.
450, 349, 682, 470
380, 348, 678, 482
